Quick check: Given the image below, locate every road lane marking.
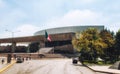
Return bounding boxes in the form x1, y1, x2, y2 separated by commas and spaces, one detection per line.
0, 60, 16, 73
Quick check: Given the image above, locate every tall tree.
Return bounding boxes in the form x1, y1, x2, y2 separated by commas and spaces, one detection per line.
29, 42, 40, 52
72, 28, 107, 61
115, 30, 120, 60
100, 29, 115, 62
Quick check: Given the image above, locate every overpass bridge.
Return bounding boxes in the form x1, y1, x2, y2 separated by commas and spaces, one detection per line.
0, 33, 73, 43
0, 33, 73, 53
0, 35, 44, 43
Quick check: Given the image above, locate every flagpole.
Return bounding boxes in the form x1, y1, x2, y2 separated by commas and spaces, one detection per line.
45, 30, 54, 54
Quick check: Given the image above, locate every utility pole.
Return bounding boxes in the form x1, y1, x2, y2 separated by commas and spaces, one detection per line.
5, 30, 20, 53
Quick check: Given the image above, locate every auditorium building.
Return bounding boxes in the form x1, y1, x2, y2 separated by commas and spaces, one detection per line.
34, 26, 104, 53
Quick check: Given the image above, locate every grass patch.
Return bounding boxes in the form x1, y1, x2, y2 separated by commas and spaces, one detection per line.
83, 60, 112, 66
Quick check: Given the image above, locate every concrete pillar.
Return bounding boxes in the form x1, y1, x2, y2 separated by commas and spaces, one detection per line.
12, 42, 16, 53
7, 54, 12, 63
39, 41, 45, 48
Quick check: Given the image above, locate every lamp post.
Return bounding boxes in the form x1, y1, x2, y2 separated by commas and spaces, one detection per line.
5, 30, 20, 53
5, 30, 20, 63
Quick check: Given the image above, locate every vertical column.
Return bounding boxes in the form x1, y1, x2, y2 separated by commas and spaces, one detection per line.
12, 42, 16, 53
38, 41, 45, 58
39, 41, 45, 48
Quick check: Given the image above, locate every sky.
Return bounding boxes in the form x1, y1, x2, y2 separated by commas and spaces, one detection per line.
0, 0, 120, 38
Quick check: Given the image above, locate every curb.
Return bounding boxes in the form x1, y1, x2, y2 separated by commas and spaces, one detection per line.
0, 60, 16, 73
85, 64, 120, 74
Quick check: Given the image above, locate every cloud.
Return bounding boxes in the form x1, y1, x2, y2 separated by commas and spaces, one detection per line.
0, 24, 40, 38
44, 9, 108, 29
106, 24, 120, 33
0, 0, 6, 8
0, 0, 120, 39
14, 24, 40, 37
0, 9, 118, 39
44, 9, 120, 33
0, 9, 27, 28
10, 0, 96, 24
80, 0, 96, 4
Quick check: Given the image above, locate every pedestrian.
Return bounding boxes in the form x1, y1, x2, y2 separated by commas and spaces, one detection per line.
26, 57, 28, 61
29, 57, 31, 60
22, 57, 24, 62
14, 54, 17, 59
118, 62, 120, 70
1, 59, 5, 64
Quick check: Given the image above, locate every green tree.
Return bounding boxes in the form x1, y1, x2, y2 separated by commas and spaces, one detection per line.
72, 28, 107, 62
100, 29, 115, 63
115, 30, 120, 60
29, 42, 40, 52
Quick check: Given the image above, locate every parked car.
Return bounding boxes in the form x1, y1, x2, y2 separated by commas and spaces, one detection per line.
16, 56, 23, 63
72, 57, 78, 64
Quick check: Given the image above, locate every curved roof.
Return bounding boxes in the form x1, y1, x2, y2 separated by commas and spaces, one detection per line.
34, 26, 104, 35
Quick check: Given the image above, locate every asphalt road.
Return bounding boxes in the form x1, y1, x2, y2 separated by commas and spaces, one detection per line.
2, 59, 105, 74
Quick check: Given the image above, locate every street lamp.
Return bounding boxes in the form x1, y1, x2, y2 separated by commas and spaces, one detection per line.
5, 30, 20, 53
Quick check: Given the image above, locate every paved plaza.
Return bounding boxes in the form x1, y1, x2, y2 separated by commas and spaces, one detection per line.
1, 58, 108, 74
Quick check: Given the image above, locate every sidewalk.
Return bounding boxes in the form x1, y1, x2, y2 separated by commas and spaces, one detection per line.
0, 64, 7, 69
89, 65, 120, 74
0, 58, 16, 74
0, 57, 7, 69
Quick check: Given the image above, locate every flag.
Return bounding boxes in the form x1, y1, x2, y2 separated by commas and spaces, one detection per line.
45, 30, 51, 42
